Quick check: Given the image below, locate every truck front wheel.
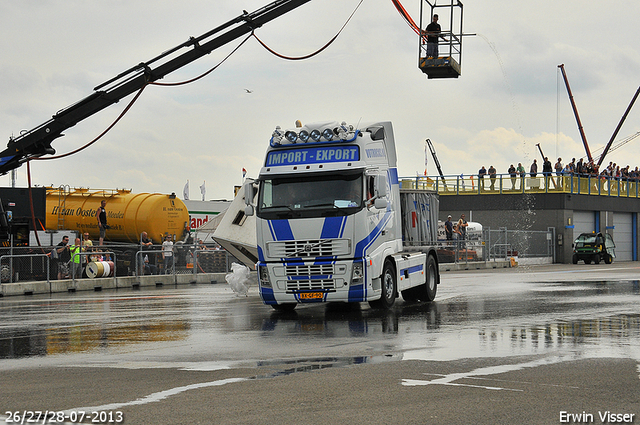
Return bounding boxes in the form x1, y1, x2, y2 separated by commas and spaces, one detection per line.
370, 260, 396, 309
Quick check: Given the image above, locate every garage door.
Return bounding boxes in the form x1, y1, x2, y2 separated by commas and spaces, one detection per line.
573, 211, 596, 242
612, 212, 632, 261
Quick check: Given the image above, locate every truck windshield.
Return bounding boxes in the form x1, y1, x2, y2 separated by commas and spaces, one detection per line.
257, 173, 363, 219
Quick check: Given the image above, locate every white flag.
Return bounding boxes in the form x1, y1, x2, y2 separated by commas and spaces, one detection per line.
200, 181, 206, 201
183, 180, 189, 200
424, 141, 428, 175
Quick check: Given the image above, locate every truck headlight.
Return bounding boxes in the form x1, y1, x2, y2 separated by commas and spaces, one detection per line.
285, 131, 298, 144
310, 129, 322, 142
351, 262, 364, 284
258, 265, 271, 287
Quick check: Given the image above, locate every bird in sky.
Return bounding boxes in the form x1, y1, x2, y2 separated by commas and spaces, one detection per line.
244, 89, 253, 93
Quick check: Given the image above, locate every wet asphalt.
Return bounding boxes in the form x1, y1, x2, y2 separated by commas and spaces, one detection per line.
0, 263, 638, 424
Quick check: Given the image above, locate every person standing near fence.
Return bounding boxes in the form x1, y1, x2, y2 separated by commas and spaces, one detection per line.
555, 158, 564, 188
488, 165, 497, 190
140, 231, 156, 275
162, 235, 174, 274
55, 235, 70, 280
458, 214, 468, 249
70, 237, 83, 279
444, 215, 453, 241
517, 163, 526, 189
82, 233, 93, 249
82, 233, 93, 267
478, 166, 487, 190
508, 164, 517, 190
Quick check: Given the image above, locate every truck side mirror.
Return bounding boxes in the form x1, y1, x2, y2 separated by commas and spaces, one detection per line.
244, 205, 254, 216
375, 175, 387, 198
243, 181, 254, 206
374, 198, 388, 209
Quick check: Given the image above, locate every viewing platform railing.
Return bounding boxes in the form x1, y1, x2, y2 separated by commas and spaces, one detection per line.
402, 173, 640, 198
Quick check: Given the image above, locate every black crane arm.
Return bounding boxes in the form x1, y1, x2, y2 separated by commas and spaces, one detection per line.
535, 143, 545, 162
426, 138, 446, 184
0, 0, 312, 175
557, 64, 593, 163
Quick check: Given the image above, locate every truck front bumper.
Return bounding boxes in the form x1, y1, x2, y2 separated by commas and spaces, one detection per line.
258, 259, 368, 305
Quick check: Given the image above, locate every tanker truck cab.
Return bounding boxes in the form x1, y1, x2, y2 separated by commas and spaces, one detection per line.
245, 121, 439, 311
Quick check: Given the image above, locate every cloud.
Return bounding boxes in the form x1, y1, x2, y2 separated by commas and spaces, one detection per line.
1, 0, 639, 199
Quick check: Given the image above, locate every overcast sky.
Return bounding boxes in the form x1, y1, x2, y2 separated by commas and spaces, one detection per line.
2, 0, 639, 200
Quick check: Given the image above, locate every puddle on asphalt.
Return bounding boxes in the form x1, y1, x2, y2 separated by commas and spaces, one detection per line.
0, 280, 638, 361
0, 321, 190, 359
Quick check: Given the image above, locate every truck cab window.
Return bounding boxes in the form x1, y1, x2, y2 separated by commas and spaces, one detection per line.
257, 172, 363, 219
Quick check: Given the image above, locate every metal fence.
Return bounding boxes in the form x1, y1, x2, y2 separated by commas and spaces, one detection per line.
414, 228, 555, 264
483, 227, 555, 261
0, 242, 236, 285
400, 174, 640, 198
134, 246, 234, 278
1, 230, 555, 285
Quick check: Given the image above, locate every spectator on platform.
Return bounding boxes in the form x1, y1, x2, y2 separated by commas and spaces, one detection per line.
478, 166, 487, 189
508, 164, 517, 189
488, 165, 497, 190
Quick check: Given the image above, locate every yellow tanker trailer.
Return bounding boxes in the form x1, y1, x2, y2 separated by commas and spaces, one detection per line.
45, 188, 189, 244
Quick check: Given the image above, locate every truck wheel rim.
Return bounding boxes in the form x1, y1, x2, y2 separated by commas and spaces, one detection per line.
384, 272, 394, 301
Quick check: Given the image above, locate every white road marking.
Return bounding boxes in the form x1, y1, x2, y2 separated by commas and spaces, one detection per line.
402, 356, 569, 391
64, 377, 248, 413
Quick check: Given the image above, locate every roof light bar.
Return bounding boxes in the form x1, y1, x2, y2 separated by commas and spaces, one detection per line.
269, 121, 359, 147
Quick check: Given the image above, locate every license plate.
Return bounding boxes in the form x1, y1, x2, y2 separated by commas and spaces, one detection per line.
300, 292, 324, 300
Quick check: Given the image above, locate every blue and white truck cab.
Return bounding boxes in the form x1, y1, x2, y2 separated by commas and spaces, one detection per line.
244, 120, 440, 311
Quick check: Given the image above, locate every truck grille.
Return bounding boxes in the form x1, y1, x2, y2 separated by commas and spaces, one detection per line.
283, 264, 338, 291
268, 239, 350, 258
285, 264, 334, 276
286, 279, 335, 291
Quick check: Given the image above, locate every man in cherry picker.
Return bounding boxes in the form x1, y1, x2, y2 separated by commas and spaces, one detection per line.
424, 14, 445, 58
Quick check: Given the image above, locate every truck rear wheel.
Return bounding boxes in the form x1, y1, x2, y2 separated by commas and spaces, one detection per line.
369, 260, 396, 309
420, 254, 438, 302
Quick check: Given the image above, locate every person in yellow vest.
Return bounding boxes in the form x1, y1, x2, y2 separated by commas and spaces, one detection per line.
70, 237, 83, 279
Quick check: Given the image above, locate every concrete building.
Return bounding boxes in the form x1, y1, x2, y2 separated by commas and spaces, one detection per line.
403, 175, 639, 264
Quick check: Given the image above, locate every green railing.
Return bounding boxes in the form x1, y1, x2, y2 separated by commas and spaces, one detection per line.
400, 174, 640, 198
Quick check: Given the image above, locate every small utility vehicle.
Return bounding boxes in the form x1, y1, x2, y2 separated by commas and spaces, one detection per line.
572, 232, 615, 264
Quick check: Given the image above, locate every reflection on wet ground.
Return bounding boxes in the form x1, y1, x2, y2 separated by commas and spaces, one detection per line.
0, 294, 193, 359
0, 277, 638, 364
